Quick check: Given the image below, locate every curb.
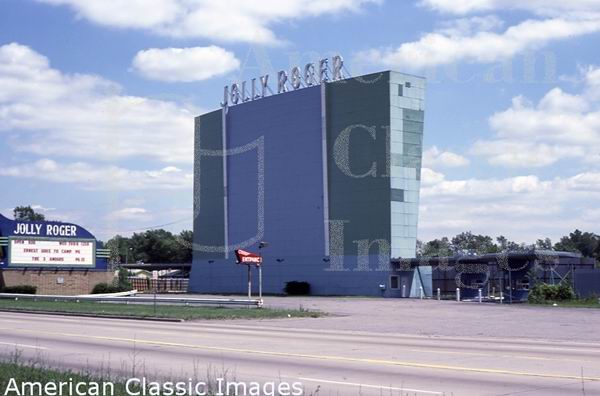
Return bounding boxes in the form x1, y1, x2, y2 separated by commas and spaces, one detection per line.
0, 308, 185, 322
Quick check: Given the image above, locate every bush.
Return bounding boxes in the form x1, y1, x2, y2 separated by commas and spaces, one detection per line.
528, 282, 575, 303
92, 283, 118, 294
284, 281, 311, 295
92, 268, 133, 294
116, 267, 132, 291
1, 285, 37, 294
91, 283, 127, 294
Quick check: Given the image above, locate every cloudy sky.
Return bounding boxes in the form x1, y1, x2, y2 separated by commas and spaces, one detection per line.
1, 0, 600, 243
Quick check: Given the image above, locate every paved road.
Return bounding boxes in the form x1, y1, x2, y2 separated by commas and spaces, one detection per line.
186, 295, 600, 342
1, 310, 599, 396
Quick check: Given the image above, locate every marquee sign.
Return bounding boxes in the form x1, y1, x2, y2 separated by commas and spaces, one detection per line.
0, 214, 107, 269
9, 237, 95, 267
234, 249, 262, 266
221, 55, 345, 108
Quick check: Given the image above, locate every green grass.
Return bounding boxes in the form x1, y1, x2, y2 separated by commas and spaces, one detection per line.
529, 297, 600, 308
0, 299, 323, 320
0, 361, 136, 396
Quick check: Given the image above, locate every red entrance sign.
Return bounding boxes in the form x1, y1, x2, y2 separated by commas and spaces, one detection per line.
234, 249, 262, 266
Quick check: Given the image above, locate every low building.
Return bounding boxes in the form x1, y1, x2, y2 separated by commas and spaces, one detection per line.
396, 250, 597, 301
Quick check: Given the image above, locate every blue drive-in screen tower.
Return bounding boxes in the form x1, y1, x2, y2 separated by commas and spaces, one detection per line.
191, 57, 428, 297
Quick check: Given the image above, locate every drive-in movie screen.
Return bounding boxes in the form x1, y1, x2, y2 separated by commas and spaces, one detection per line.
1, 1, 600, 395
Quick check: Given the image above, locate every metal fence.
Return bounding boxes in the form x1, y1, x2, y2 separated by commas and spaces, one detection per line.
128, 277, 189, 293
0, 293, 262, 307
574, 269, 600, 298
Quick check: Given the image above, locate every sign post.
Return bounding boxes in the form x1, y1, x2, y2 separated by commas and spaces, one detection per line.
234, 249, 263, 301
258, 264, 262, 300
247, 265, 252, 300
257, 241, 269, 301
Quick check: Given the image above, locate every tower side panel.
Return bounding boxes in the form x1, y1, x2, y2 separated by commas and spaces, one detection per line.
326, 72, 392, 264
388, 72, 425, 260
190, 87, 328, 294
388, 72, 428, 296
192, 110, 225, 261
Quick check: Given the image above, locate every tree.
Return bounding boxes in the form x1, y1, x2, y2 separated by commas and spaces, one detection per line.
105, 229, 193, 265
496, 235, 522, 251
13, 206, 45, 221
130, 229, 175, 263
416, 239, 424, 256
554, 230, 599, 258
174, 230, 193, 263
105, 235, 130, 265
535, 238, 553, 250
421, 237, 453, 257
451, 231, 498, 255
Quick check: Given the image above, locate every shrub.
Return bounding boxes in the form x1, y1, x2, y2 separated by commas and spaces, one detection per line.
91, 283, 126, 294
1, 285, 37, 294
284, 281, 311, 295
528, 282, 575, 303
92, 268, 133, 294
116, 267, 132, 291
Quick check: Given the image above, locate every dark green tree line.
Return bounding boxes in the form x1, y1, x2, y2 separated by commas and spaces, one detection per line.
418, 229, 600, 262
13, 206, 45, 221
105, 229, 193, 265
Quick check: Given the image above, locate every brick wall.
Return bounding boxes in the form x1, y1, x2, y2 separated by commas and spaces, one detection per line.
0, 269, 115, 295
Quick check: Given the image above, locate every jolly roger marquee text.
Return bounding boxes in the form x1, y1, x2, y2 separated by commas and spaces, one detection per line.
221, 55, 345, 108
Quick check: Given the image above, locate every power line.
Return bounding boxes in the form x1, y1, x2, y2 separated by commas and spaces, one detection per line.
117, 217, 191, 233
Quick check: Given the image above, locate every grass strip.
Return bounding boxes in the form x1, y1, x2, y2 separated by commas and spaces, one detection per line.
0, 362, 136, 396
528, 297, 600, 309
0, 299, 322, 320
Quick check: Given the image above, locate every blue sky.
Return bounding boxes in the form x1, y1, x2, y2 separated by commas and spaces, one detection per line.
1, 0, 600, 243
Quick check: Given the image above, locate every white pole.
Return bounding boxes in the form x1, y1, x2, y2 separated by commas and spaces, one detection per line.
402, 284, 406, 298
247, 265, 252, 300
419, 286, 423, 299
500, 291, 503, 304
456, 288, 461, 302
258, 265, 262, 300
478, 288, 482, 303
437, 288, 441, 301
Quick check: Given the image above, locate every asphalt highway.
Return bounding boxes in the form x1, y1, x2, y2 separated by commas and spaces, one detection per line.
1, 311, 599, 395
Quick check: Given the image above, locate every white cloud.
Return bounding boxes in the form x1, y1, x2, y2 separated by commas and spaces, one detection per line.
436, 15, 504, 35
0, 43, 196, 163
419, 169, 600, 242
107, 207, 151, 221
0, 159, 193, 190
36, 0, 380, 45
30, 204, 56, 213
421, 167, 446, 186
471, 66, 600, 167
358, 16, 600, 70
423, 146, 470, 168
132, 46, 240, 82
420, 0, 600, 16
471, 140, 585, 168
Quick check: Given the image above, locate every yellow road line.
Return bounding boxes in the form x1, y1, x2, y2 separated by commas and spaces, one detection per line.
134, 329, 598, 364
177, 323, 600, 354
122, 326, 599, 364
405, 348, 598, 364
1, 327, 599, 382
